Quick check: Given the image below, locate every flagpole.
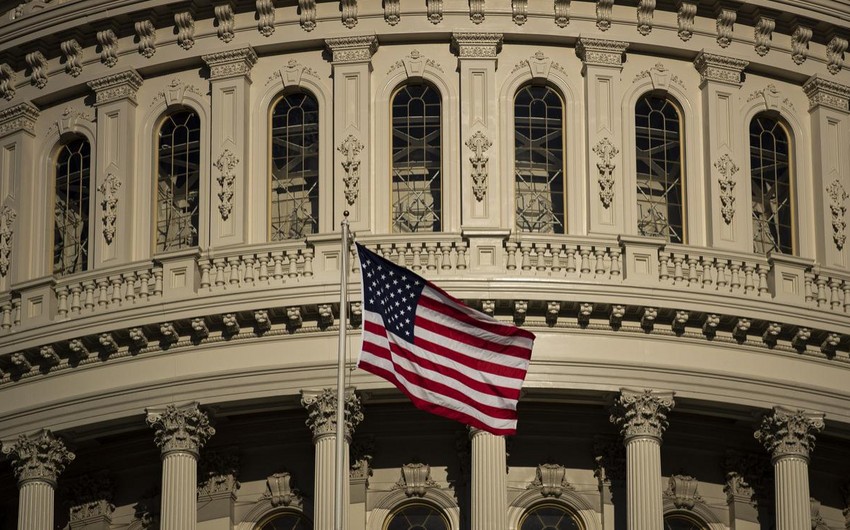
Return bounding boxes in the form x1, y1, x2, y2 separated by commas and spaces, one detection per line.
335, 211, 350, 530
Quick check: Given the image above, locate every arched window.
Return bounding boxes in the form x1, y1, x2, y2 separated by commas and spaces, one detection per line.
514, 84, 566, 234
391, 83, 442, 233
519, 503, 582, 530
664, 513, 708, 530
384, 503, 449, 530
156, 109, 201, 252
257, 511, 312, 529
54, 138, 92, 276
750, 114, 794, 254
270, 91, 319, 240
635, 94, 684, 243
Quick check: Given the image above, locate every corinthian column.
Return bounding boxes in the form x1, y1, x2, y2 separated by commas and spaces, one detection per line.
301, 389, 363, 530
146, 403, 215, 530
469, 428, 506, 530
755, 406, 825, 530
610, 388, 675, 530
2, 429, 75, 530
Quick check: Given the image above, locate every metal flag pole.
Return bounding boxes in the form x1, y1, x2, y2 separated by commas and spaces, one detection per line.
334, 211, 350, 530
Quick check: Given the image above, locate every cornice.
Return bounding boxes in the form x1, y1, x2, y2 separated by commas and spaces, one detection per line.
576, 37, 629, 69
324, 35, 378, 64
87, 69, 143, 106
803, 75, 850, 112
694, 51, 749, 87
0, 101, 37, 137
451, 32, 503, 58
202, 47, 258, 81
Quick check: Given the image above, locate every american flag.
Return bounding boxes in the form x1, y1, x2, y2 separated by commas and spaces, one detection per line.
356, 243, 535, 436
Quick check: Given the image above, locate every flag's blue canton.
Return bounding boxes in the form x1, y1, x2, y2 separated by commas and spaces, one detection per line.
358, 245, 425, 341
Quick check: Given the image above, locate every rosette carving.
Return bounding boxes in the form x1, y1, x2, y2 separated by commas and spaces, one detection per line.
755, 406, 825, 461
301, 388, 363, 441
146, 403, 215, 456
610, 388, 675, 441
2, 429, 75, 486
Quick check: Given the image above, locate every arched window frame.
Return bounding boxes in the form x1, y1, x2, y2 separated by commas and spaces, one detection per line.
254, 509, 313, 530
367, 488, 460, 530
517, 501, 585, 530
661, 497, 724, 529
381, 500, 451, 530
51, 135, 94, 276
663, 511, 711, 530
508, 487, 601, 530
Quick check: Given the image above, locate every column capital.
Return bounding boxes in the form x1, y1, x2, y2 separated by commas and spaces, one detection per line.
1, 429, 75, 487
803, 75, 850, 113
693, 51, 748, 87
0, 101, 38, 138
146, 402, 215, 457
610, 388, 675, 441
324, 35, 378, 64
755, 406, 825, 462
451, 32, 503, 58
88, 69, 143, 106
67, 472, 115, 524
202, 46, 258, 81
576, 37, 629, 69
301, 388, 363, 442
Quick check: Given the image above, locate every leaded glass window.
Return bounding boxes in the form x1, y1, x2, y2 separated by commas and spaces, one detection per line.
391, 83, 442, 232
54, 138, 91, 275
156, 110, 201, 252
271, 92, 319, 240
750, 115, 794, 254
664, 514, 707, 530
635, 95, 684, 243
514, 85, 566, 234
384, 503, 449, 530
258, 511, 312, 530
519, 503, 582, 530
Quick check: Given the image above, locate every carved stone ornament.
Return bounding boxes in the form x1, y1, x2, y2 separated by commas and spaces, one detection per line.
554, 0, 569, 27
267, 59, 320, 88
792, 26, 812, 65
754, 406, 825, 461
215, 4, 235, 43
88, 70, 144, 106
827, 37, 848, 75
338, 135, 364, 205
299, 0, 317, 31
394, 463, 438, 497
257, 0, 275, 36
0, 204, 17, 276
754, 17, 775, 57
593, 439, 626, 485
665, 474, 703, 509
828, 180, 849, 250
633, 63, 684, 90
98, 174, 121, 244
68, 473, 115, 522
341, 0, 357, 28
451, 32, 503, 58
214, 150, 239, 220
469, 0, 484, 24
0, 63, 15, 101
693, 52, 748, 87
385, 0, 400, 25
265, 472, 302, 507
388, 49, 444, 77
134, 20, 157, 58
61, 39, 83, 77
593, 138, 619, 208
301, 388, 363, 441
576, 38, 629, 68
637, 0, 656, 36
96, 29, 118, 68
2, 429, 75, 486
350, 437, 374, 481
466, 131, 492, 201
511, 51, 566, 78
202, 47, 258, 81
146, 402, 215, 457
512, 0, 527, 25
596, 0, 613, 31
528, 463, 574, 497
198, 450, 240, 496
25, 51, 47, 88
0, 102, 39, 137
715, 154, 739, 224
677, 2, 696, 41
174, 11, 195, 50
325, 35, 379, 64
427, 0, 443, 24
803, 76, 850, 113
716, 8, 736, 48
610, 388, 675, 441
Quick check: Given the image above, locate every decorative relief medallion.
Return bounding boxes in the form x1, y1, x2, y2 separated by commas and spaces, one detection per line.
677, 2, 696, 41
427, 0, 443, 24
299, 0, 317, 31
0, 63, 15, 101
151, 78, 205, 108
96, 29, 118, 68
610, 388, 675, 441
61, 39, 83, 77
466, 131, 492, 201
214, 149, 239, 220
715, 154, 739, 224
746, 84, 781, 110
2, 429, 75, 486
828, 180, 848, 250
554, 0, 569, 27
792, 26, 812, 65
265, 472, 302, 507
257, 0, 275, 36
146, 402, 215, 456
596, 0, 613, 31
98, 174, 121, 244
528, 463, 574, 497
637, 0, 655, 36
175, 11, 195, 50
134, 20, 157, 58
394, 463, 438, 497
338, 135, 363, 205
341, 0, 357, 28
0, 204, 16, 276
25, 51, 47, 88
754, 17, 775, 57
827, 36, 848, 75
384, 0, 400, 25
214, 4, 235, 43
716, 9, 736, 48
301, 388, 363, 441
755, 406, 825, 461
665, 474, 703, 509
593, 138, 618, 208
511, 51, 566, 78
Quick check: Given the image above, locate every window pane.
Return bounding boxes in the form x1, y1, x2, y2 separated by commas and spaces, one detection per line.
385, 504, 449, 530
392, 84, 442, 233
271, 92, 320, 240
259, 512, 312, 530
157, 110, 201, 252
515, 85, 565, 234
636, 95, 684, 243
750, 115, 793, 254
664, 514, 706, 530
54, 139, 91, 276
519, 504, 581, 530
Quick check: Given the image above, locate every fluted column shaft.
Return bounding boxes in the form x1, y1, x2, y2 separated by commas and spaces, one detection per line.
313, 433, 351, 530
17, 480, 54, 530
773, 456, 810, 530
625, 437, 663, 529
470, 429, 507, 530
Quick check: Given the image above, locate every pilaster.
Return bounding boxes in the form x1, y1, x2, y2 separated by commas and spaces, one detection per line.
325, 36, 377, 233
469, 427, 507, 530
803, 75, 850, 270
88, 70, 143, 268
693, 51, 749, 252
451, 33, 502, 229
202, 47, 257, 248
577, 37, 628, 236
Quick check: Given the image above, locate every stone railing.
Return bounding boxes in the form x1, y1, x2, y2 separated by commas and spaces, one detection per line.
505, 235, 622, 280
353, 234, 469, 274
657, 246, 770, 299
199, 241, 314, 291
53, 261, 164, 318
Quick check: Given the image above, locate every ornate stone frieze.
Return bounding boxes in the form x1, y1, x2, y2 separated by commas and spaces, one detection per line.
202, 47, 258, 81
576, 38, 628, 68
755, 406, 825, 461
384, 0, 400, 25
25, 51, 47, 88
325, 35, 379, 64
451, 32, 502, 58
716, 8, 736, 48
215, 4, 235, 43
198, 450, 239, 496
694, 52, 748, 86
469, 0, 484, 24
677, 1, 696, 41
265, 472, 302, 507
338, 135, 364, 205
2, 429, 75, 486
637, 0, 655, 36
61, 39, 83, 77
828, 180, 849, 250
528, 464, 574, 497
715, 153, 739, 224
803, 76, 850, 113
593, 138, 618, 208
792, 26, 812, 65
257, 0, 275, 36
299, 0, 316, 30
512, 0, 527, 25
466, 131, 492, 201
96, 29, 118, 68
828, 37, 848, 75
98, 174, 120, 244
554, 0, 569, 27
214, 149, 239, 220
350, 437, 374, 482
134, 20, 157, 58
665, 474, 702, 509
754, 17, 775, 57
0, 63, 15, 101
67, 473, 114, 522
610, 388, 675, 441
88, 70, 144, 106
394, 463, 437, 497
0, 204, 16, 276
174, 11, 195, 50
341, 0, 357, 28
301, 388, 363, 441
596, 0, 613, 31
146, 402, 215, 456
0, 102, 38, 136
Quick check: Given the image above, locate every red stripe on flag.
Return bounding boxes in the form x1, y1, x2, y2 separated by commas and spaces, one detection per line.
421, 285, 537, 341
414, 315, 534, 362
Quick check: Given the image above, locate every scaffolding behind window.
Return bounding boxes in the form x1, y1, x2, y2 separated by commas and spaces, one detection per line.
271, 92, 319, 240
54, 138, 91, 275
156, 110, 201, 252
514, 85, 566, 234
750, 115, 794, 254
391, 83, 442, 233
635, 95, 684, 243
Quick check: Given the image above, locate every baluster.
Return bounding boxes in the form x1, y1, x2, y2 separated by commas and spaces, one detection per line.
390, 246, 400, 265
110, 276, 123, 305
550, 245, 562, 273
456, 244, 467, 270
715, 260, 728, 290
305, 249, 316, 277
97, 278, 110, 307
213, 258, 226, 286
1, 302, 11, 330
537, 246, 548, 272
83, 280, 96, 310
198, 259, 211, 288
610, 248, 621, 277
659, 252, 670, 281
830, 279, 842, 309
426, 243, 438, 270
729, 262, 742, 292
12, 297, 21, 326
272, 252, 285, 280
441, 245, 452, 270
521, 244, 532, 271
743, 264, 755, 295
138, 271, 151, 299
565, 247, 576, 274
505, 242, 517, 270
757, 266, 769, 296
153, 267, 164, 296
70, 285, 82, 313
843, 281, 850, 313
594, 249, 606, 275
244, 255, 256, 284
411, 246, 423, 271
803, 270, 815, 304
672, 255, 684, 284
55, 286, 69, 318
701, 260, 713, 289
397, 245, 408, 268
816, 276, 828, 307
351, 247, 359, 274
292, 252, 303, 278
123, 272, 137, 303
579, 248, 591, 275
228, 257, 241, 285
376, 246, 387, 259
687, 257, 699, 286
258, 255, 270, 281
